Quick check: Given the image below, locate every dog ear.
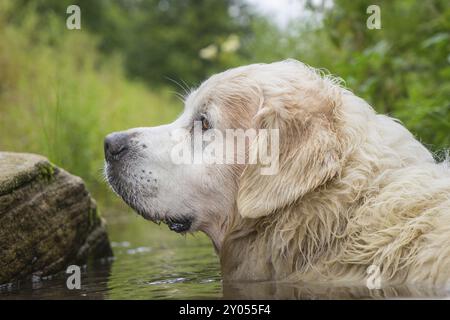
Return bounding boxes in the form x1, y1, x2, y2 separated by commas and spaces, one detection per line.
237, 93, 343, 219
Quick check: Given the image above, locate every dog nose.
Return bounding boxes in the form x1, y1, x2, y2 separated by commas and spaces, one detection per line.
104, 132, 130, 161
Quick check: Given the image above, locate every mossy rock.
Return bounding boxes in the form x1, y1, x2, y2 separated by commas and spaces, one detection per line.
0, 152, 112, 284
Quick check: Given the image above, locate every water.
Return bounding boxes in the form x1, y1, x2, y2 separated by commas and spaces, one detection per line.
0, 207, 222, 300
1, 207, 449, 299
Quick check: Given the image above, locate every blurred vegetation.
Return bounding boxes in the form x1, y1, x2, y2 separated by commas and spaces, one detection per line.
13, 0, 254, 85
0, 0, 182, 203
247, 0, 450, 153
0, 0, 449, 205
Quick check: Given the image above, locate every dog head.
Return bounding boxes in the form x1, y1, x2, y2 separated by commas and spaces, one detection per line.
104, 59, 344, 246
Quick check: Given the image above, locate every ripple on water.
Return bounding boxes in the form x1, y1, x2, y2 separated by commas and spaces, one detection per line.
1, 212, 449, 300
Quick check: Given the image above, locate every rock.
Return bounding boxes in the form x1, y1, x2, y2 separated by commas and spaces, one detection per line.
0, 152, 112, 284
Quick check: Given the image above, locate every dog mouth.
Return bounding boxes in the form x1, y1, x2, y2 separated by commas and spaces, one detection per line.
104, 163, 194, 233
165, 216, 193, 233
147, 215, 194, 233
130, 206, 194, 233
125, 203, 194, 233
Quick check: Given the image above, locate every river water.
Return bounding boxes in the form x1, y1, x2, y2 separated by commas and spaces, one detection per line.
1, 206, 449, 299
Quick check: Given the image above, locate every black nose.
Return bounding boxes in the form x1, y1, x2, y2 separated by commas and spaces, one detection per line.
104, 132, 130, 161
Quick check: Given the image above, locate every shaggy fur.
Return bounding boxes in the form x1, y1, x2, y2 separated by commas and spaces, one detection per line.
105, 59, 450, 287
217, 60, 450, 286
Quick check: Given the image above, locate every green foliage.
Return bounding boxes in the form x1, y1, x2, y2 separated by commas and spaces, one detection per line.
246, 0, 450, 151
324, 0, 450, 152
0, 0, 448, 204
14, 0, 254, 86
0, 1, 181, 201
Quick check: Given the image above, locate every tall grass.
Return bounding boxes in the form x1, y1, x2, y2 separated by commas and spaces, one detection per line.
0, 1, 182, 203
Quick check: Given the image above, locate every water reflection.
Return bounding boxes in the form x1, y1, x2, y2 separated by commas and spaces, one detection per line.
223, 281, 450, 300
1, 206, 449, 299
0, 259, 113, 299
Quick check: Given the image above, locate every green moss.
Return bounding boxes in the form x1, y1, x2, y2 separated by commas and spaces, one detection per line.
0, 156, 57, 196
36, 162, 55, 182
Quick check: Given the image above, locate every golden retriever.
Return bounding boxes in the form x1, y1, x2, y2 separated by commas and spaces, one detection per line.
104, 59, 450, 288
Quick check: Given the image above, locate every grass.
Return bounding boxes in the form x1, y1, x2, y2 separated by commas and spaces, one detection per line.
0, 2, 182, 204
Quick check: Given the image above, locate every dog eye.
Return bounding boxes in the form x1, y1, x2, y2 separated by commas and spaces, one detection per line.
200, 114, 210, 131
